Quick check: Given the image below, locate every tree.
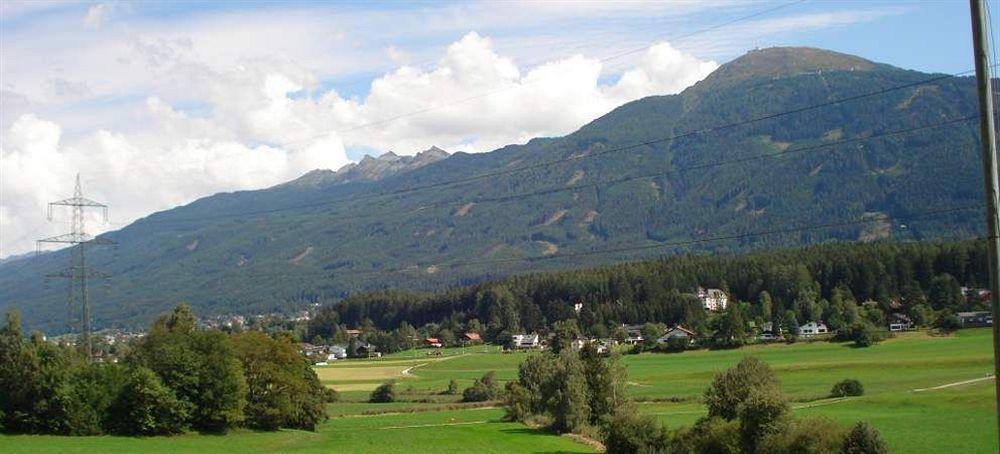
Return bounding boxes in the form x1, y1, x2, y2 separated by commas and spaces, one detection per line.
640, 323, 662, 351
933, 311, 961, 333
130, 304, 247, 432
737, 387, 789, 452
231, 331, 327, 430
710, 309, 747, 349
105, 366, 188, 436
550, 319, 582, 354
704, 357, 780, 421
446, 379, 459, 395
781, 310, 800, 338
758, 291, 774, 321
928, 274, 963, 310
843, 322, 883, 348
369, 381, 396, 403
842, 422, 888, 454
604, 412, 671, 454
580, 342, 627, 426
462, 371, 501, 402
757, 417, 848, 454
549, 350, 591, 433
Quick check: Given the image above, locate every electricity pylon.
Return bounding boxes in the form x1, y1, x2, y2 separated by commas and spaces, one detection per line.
37, 174, 113, 361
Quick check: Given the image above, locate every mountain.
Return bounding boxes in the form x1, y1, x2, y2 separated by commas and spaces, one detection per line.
282, 146, 450, 188
0, 47, 986, 332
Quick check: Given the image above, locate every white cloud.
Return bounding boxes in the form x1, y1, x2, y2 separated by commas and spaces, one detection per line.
0, 30, 716, 257
2, 0, 901, 257
83, 3, 110, 29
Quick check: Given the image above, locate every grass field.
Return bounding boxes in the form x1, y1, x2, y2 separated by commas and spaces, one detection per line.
2, 329, 996, 453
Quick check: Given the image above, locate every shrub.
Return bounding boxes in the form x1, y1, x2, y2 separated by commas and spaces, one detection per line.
604, 412, 671, 454
369, 381, 396, 403
323, 387, 340, 403
843, 322, 883, 348
462, 371, 500, 402
105, 366, 189, 436
842, 422, 888, 454
830, 379, 864, 397
446, 379, 459, 395
664, 336, 689, 353
758, 417, 848, 453
933, 312, 961, 333
670, 417, 741, 454
502, 381, 532, 422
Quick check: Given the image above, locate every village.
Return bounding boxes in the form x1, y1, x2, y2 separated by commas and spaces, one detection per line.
293, 286, 995, 365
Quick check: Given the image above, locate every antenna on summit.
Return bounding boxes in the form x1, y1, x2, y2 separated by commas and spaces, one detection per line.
36, 173, 114, 362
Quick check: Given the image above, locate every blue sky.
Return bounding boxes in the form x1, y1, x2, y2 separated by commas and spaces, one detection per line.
1, 0, 997, 257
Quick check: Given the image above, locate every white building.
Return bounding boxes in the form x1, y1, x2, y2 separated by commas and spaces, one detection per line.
698, 287, 729, 311
798, 321, 829, 337
512, 334, 540, 349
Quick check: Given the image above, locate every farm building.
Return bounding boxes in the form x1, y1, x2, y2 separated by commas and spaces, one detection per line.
424, 338, 443, 348
462, 332, 482, 345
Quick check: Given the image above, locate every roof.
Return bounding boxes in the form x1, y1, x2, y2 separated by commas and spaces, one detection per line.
424, 337, 441, 343
664, 325, 696, 336
463, 332, 481, 340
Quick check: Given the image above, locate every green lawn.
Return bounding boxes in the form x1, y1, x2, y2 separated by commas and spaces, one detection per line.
2, 329, 996, 453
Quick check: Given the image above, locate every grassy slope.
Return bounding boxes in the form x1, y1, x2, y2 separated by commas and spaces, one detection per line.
3, 329, 996, 453
0, 408, 591, 454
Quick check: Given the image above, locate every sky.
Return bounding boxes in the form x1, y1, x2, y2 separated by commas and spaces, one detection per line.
0, 0, 992, 258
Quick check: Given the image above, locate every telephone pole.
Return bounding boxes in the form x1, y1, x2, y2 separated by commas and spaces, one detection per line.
37, 174, 113, 361
969, 0, 1000, 439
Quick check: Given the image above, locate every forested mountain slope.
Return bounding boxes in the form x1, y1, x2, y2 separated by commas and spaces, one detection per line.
0, 47, 986, 332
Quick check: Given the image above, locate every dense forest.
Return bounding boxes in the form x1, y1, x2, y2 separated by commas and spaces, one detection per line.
307, 239, 989, 348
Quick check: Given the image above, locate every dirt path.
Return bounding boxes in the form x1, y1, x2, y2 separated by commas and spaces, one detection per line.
912, 375, 995, 392
401, 363, 427, 377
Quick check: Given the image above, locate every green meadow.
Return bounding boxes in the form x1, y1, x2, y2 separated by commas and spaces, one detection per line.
2, 329, 996, 453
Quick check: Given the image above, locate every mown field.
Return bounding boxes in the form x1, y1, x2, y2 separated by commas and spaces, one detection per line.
2, 329, 996, 453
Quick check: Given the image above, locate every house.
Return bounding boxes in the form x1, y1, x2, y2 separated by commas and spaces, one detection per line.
345, 329, 362, 338
698, 287, 729, 311
957, 311, 993, 328
961, 287, 991, 302
656, 325, 696, 344
573, 302, 584, 314
623, 324, 644, 345
511, 334, 540, 349
758, 322, 781, 340
798, 321, 829, 337
424, 338, 443, 348
461, 332, 482, 345
329, 345, 347, 359
888, 313, 913, 332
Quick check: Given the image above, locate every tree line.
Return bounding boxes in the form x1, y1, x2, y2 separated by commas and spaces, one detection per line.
305, 240, 988, 347
0, 304, 333, 436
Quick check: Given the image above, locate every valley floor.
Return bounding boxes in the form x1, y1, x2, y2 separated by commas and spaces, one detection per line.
2, 329, 996, 453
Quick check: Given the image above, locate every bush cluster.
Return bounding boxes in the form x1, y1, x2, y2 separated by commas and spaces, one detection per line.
0, 305, 328, 436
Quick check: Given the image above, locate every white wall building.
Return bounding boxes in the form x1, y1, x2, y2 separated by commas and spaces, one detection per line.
698, 287, 729, 311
